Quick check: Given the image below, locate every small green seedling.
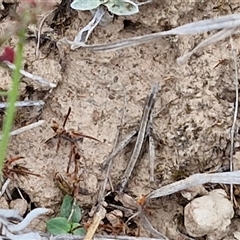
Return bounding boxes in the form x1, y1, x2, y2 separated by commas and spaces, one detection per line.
47, 195, 86, 236
70, 0, 139, 16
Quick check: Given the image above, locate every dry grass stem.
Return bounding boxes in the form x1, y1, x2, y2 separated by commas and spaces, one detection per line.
147, 171, 240, 199
141, 214, 168, 240
177, 27, 238, 65
0, 120, 45, 140
101, 130, 137, 168
73, 13, 240, 64
4, 61, 57, 88
118, 83, 159, 192
36, 9, 56, 59
98, 83, 127, 202
0, 100, 44, 109
83, 205, 106, 240
0, 177, 11, 198
229, 47, 239, 201
148, 111, 155, 182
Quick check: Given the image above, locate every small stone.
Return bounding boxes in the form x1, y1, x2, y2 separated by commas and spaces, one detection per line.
181, 185, 208, 201
184, 189, 234, 240
0, 197, 9, 209
10, 199, 28, 216
106, 210, 123, 227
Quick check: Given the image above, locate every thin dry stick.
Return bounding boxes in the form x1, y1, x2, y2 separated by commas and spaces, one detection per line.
118, 83, 159, 192
147, 171, 240, 199
68, 13, 240, 66
148, 111, 155, 182
4, 61, 57, 88
83, 205, 106, 240
0, 178, 11, 198
0, 100, 44, 109
98, 83, 127, 203
16, 187, 25, 201
73, 13, 240, 52
136, 0, 152, 5
141, 214, 168, 240
177, 27, 238, 65
0, 175, 11, 200
98, 130, 121, 199
0, 120, 45, 140
101, 130, 137, 168
36, 9, 56, 58
230, 47, 238, 202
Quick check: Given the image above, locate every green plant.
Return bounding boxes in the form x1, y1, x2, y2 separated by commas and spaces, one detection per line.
0, 32, 25, 173
47, 195, 86, 236
70, 0, 139, 16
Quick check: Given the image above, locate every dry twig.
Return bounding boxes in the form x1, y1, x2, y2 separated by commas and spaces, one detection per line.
83, 205, 106, 240
101, 130, 137, 168
4, 61, 57, 88
118, 83, 159, 192
147, 171, 240, 199
0, 120, 45, 140
72, 13, 240, 64
147, 110, 155, 182
229, 46, 238, 202
0, 100, 44, 109
46, 107, 100, 173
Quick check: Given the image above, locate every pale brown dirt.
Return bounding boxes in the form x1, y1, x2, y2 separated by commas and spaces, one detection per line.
1, 0, 240, 239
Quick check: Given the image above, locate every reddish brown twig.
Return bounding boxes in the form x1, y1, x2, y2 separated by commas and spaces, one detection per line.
3, 156, 41, 179
46, 107, 100, 173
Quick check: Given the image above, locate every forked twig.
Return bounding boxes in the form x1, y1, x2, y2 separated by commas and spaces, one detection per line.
118, 83, 159, 192
78, 13, 240, 52
46, 107, 100, 173
101, 130, 137, 168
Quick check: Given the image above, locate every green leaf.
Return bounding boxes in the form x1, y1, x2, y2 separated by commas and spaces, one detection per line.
59, 195, 82, 223
59, 195, 73, 219
71, 222, 81, 229
46, 217, 71, 235
72, 227, 86, 236
70, 0, 107, 11
105, 0, 139, 16
70, 203, 82, 223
